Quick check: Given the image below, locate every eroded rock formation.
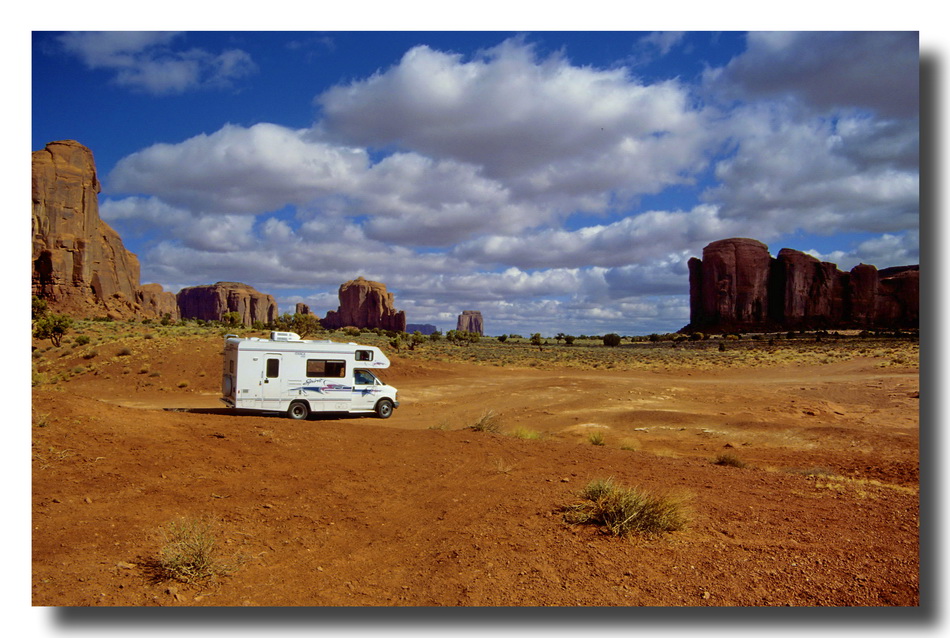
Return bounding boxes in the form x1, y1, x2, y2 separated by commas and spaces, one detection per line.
295, 302, 318, 317
686, 238, 919, 333
322, 277, 406, 332
32, 140, 178, 320
136, 284, 180, 321
177, 282, 278, 326
456, 310, 484, 335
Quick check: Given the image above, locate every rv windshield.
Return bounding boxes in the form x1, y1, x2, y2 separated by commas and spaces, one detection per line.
354, 370, 380, 385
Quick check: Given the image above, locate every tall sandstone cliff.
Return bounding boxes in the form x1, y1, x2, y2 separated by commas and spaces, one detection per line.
322, 277, 406, 332
177, 282, 278, 326
32, 140, 179, 320
687, 237, 918, 333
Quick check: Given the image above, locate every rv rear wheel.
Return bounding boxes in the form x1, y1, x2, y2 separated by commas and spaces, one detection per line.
287, 401, 310, 420
375, 399, 394, 419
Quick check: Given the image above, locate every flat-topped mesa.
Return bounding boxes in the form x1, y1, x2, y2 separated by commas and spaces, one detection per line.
177, 282, 278, 326
32, 140, 178, 319
686, 238, 919, 333
322, 277, 406, 332
456, 310, 484, 335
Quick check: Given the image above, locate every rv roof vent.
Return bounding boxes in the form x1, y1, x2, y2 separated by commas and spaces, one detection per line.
270, 331, 301, 341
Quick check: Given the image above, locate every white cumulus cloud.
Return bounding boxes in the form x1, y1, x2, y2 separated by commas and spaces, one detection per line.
57, 31, 256, 95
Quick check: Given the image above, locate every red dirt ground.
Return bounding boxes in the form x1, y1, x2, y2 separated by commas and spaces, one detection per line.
31, 335, 919, 606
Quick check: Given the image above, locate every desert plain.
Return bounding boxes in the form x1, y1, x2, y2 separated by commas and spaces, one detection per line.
31, 323, 920, 606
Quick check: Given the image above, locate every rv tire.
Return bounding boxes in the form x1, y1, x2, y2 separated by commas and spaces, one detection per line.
375, 399, 394, 419
287, 401, 310, 420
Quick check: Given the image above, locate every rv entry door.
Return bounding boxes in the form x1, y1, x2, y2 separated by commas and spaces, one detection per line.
262, 353, 282, 409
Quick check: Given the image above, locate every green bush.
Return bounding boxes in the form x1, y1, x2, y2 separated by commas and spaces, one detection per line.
602, 333, 622, 347
34, 313, 73, 347
32, 296, 49, 320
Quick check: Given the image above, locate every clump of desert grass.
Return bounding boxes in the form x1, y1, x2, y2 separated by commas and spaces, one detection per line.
563, 478, 688, 538
508, 426, 543, 440
587, 430, 606, 446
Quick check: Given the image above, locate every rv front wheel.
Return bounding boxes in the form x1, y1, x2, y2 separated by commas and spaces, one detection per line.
287, 401, 310, 420
375, 399, 394, 419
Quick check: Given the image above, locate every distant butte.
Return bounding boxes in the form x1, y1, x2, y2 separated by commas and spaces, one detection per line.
456, 310, 484, 335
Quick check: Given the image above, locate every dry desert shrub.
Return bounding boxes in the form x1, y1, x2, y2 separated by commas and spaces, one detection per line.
712, 452, 748, 468
156, 516, 238, 583
564, 478, 688, 538
469, 409, 503, 433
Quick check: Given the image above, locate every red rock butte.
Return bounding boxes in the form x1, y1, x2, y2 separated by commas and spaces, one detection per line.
686, 237, 919, 333
322, 277, 407, 332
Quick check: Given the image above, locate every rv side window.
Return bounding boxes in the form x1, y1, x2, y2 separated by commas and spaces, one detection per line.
306, 359, 346, 378
266, 358, 280, 378
356, 350, 373, 362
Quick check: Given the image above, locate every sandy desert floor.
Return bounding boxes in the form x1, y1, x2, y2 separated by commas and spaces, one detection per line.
31, 327, 920, 606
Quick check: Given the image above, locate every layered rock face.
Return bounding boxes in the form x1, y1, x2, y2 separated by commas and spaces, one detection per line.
177, 282, 278, 326
32, 140, 178, 319
456, 310, 484, 335
322, 277, 406, 332
686, 238, 919, 332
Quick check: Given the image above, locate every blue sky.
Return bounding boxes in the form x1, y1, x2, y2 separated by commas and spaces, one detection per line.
31, 24, 922, 336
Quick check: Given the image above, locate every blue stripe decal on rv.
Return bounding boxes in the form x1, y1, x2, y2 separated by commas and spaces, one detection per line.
297, 385, 353, 394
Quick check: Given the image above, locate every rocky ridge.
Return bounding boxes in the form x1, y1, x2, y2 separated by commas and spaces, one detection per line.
176, 282, 278, 326
686, 238, 919, 333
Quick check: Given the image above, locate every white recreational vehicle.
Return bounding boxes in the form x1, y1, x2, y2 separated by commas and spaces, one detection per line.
220, 331, 399, 420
